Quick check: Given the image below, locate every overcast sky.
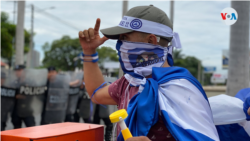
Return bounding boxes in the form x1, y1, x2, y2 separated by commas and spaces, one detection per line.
1, 0, 250, 74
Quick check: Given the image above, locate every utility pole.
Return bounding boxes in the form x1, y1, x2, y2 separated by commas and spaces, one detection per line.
10, 1, 17, 68
27, 4, 34, 68
198, 61, 201, 82
227, 1, 250, 96
201, 69, 204, 85
122, 0, 128, 17
15, 1, 25, 66
13, 1, 17, 24
170, 0, 174, 24
169, 0, 175, 58
118, 0, 128, 78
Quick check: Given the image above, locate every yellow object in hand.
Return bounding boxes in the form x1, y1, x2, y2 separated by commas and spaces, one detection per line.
109, 109, 133, 140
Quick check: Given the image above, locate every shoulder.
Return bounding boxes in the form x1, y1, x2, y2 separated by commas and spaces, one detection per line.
110, 76, 129, 87
109, 76, 128, 93
163, 79, 194, 87
160, 79, 203, 96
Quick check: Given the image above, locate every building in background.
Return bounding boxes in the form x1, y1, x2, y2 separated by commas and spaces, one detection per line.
211, 73, 227, 84
24, 49, 40, 68
102, 61, 119, 77
31, 50, 40, 68
1, 60, 9, 69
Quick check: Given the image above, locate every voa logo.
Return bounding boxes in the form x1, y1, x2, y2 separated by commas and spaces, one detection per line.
221, 7, 238, 25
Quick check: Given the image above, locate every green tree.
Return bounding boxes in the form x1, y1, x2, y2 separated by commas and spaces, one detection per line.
97, 46, 119, 77
173, 49, 201, 80
183, 56, 200, 78
42, 36, 119, 71
1, 11, 31, 66
42, 36, 82, 71
1, 11, 8, 22
97, 46, 119, 65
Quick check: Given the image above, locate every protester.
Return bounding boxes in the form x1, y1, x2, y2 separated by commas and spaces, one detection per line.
79, 5, 219, 141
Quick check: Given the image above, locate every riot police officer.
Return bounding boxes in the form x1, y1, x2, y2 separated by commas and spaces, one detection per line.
41, 66, 57, 125
41, 70, 70, 124
75, 78, 92, 123
1, 71, 7, 130
11, 65, 36, 129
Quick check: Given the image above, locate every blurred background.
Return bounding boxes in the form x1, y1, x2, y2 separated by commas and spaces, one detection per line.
2, 1, 243, 80
1, 0, 250, 139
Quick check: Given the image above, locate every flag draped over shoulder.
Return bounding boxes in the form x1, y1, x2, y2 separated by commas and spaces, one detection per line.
117, 67, 219, 141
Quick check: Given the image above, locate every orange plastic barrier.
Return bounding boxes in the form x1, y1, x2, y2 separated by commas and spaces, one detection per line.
1, 122, 104, 141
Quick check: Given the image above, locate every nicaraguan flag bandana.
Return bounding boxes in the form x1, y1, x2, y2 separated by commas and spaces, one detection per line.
116, 40, 171, 78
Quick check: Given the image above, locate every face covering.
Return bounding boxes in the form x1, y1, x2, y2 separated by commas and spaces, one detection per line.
116, 40, 173, 79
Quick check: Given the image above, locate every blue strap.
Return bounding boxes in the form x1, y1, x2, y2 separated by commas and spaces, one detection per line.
92, 58, 99, 63
81, 52, 98, 57
91, 82, 107, 108
81, 52, 99, 63
90, 101, 93, 122
82, 59, 99, 62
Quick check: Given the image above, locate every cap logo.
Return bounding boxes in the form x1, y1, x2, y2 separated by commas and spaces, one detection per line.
117, 16, 182, 49
130, 19, 142, 29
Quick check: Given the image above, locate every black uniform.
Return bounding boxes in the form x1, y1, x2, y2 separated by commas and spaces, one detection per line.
74, 88, 92, 123
11, 78, 36, 129
40, 80, 50, 125
93, 104, 113, 141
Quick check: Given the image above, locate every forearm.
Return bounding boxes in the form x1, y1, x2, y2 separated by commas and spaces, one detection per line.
83, 51, 105, 97
79, 18, 109, 100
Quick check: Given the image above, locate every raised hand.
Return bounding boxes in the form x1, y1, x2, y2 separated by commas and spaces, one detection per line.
78, 18, 108, 54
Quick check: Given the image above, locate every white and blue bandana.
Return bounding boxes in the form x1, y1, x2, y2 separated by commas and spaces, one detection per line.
116, 40, 170, 78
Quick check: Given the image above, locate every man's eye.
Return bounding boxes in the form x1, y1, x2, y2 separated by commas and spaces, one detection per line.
121, 35, 126, 40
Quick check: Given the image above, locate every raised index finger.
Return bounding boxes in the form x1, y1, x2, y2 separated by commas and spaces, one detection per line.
94, 18, 101, 33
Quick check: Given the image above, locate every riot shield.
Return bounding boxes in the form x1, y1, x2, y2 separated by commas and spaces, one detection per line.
16, 69, 48, 118
43, 73, 70, 123
79, 77, 117, 119
66, 71, 83, 115
1, 69, 17, 122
